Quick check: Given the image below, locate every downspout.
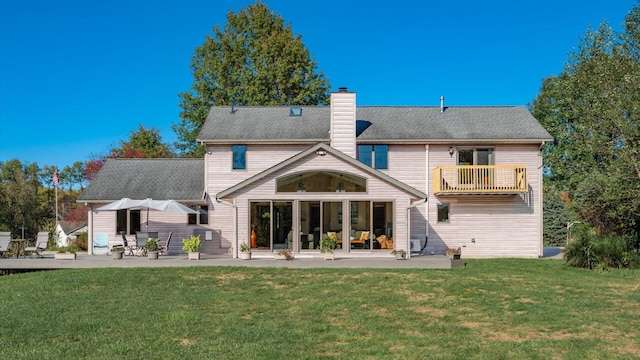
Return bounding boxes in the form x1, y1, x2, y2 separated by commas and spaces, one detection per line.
406, 198, 427, 259
538, 141, 546, 258
216, 197, 238, 258
87, 203, 93, 255
425, 144, 430, 253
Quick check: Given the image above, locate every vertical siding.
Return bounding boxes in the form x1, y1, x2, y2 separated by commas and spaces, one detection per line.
330, 92, 356, 158
427, 144, 543, 258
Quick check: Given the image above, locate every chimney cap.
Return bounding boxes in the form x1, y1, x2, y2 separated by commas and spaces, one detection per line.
338, 87, 348, 92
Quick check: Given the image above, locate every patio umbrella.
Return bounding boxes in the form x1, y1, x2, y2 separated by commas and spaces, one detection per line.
96, 198, 197, 231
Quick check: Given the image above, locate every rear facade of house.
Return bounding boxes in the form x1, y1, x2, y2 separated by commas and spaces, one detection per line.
80, 88, 552, 258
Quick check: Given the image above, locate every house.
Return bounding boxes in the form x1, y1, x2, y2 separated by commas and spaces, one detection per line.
79, 88, 552, 258
55, 220, 87, 247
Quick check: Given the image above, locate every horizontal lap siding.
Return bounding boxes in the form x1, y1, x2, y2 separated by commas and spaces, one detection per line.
385, 144, 428, 243
428, 144, 542, 258
206, 144, 309, 250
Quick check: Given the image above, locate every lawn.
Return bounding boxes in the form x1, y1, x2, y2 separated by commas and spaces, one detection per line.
1, 259, 638, 359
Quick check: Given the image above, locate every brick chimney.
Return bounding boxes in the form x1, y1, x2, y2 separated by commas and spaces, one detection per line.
330, 87, 356, 158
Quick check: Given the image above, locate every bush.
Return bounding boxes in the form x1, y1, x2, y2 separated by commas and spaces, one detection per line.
565, 230, 640, 270
73, 232, 88, 251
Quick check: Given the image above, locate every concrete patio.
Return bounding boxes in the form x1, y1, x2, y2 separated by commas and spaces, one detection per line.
0, 248, 563, 273
1, 252, 468, 270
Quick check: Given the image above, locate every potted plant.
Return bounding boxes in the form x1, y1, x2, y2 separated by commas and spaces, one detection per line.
239, 242, 251, 260
445, 247, 461, 260
111, 246, 124, 260
146, 238, 159, 260
55, 246, 77, 260
391, 249, 406, 260
320, 234, 339, 260
275, 248, 294, 260
182, 235, 201, 260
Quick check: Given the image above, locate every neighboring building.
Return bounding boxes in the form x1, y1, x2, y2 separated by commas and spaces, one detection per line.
55, 221, 87, 247
79, 89, 552, 258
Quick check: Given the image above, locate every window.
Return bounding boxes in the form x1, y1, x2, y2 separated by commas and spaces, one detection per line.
357, 144, 388, 169
458, 148, 494, 165
437, 204, 449, 223
277, 171, 366, 193
232, 145, 246, 170
188, 205, 208, 225
117, 209, 140, 234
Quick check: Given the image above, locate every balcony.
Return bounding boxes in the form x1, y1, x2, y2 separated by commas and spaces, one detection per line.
434, 165, 528, 195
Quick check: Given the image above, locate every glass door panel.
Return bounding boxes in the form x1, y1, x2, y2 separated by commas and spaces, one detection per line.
350, 201, 370, 250
373, 202, 393, 250
300, 201, 320, 250
322, 202, 343, 250
250, 201, 271, 250
273, 202, 292, 250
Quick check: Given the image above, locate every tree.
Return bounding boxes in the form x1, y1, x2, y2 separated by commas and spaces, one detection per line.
173, 1, 331, 156
0, 160, 53, 238
530, 2, 640, 241
84, 125, 174, 180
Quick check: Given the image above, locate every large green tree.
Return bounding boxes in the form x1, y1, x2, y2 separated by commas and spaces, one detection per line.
173, 1, 331, 157
531, 2, 640, 240
0, 160, 53, 239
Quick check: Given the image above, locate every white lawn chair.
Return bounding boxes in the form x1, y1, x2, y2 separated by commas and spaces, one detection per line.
0, 232, 11, 257
25, 232, 49, 258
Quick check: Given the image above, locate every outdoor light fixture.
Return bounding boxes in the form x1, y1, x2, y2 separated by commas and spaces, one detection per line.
448, 146, 455, 157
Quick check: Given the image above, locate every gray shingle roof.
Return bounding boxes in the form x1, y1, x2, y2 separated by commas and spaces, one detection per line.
78, 159, 204, 202
198, 106, 553, 143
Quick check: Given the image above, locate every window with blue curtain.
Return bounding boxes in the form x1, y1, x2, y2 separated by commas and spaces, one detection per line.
232, 145, 247, 170
357, 145, 372, 167
357, 144, 387, 169
374, 145, 388, 169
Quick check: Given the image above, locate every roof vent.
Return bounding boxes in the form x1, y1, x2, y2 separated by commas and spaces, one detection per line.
440, 96, 445, 113
289, 107, 302, 116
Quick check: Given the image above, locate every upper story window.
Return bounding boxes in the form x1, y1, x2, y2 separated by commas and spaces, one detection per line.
277, 171, 366, 193
232, 145, 247, 170
357, 144, 388, 169
458, 147, 494, 165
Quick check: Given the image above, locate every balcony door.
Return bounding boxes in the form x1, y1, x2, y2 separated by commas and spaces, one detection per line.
458, 148, 494, 188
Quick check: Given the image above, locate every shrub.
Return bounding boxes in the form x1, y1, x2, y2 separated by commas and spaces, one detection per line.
565, 230, 640, 270
73, 232, 88, 251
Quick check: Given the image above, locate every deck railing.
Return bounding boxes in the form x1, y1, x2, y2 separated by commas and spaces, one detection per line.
433, 165, 528, 195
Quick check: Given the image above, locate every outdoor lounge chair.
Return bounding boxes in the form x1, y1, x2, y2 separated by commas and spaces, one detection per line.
24, 232, 49, 258
159, 231, 172, 255
135, 231, 149, 256
120, 231, 136, 256
0, 232, 11, 257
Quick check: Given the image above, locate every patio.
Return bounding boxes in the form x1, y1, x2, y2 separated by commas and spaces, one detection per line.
0, 251, 466, 270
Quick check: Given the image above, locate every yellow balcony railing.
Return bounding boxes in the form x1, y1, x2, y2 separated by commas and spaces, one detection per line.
434, 165, 528, 195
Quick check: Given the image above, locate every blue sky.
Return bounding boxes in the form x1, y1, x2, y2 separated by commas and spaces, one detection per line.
0, 0, 636, 171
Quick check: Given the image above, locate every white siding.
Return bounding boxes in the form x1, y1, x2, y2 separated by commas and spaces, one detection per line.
427, 144, 543, 258
330, 91, 356, 158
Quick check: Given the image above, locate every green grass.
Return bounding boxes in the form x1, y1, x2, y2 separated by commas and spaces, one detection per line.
1, 259, 639, 359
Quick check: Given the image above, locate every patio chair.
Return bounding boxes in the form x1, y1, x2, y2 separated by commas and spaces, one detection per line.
119, 231, 136, 256
0, 232, 11, 257
135, 231, 148, 256
159, 231, 173, 256
24, 232, 49, 258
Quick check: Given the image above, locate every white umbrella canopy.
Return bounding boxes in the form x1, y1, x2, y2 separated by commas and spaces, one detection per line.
96, 198, 198, 231
96, 198, 146, 211
144, 199, 198, 214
